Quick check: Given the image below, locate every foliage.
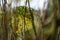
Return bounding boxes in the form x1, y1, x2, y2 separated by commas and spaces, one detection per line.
0, 0, 60, 40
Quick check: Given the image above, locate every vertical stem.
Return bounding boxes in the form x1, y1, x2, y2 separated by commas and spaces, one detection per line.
27, 0, 37, 40
2, 0, 8, 40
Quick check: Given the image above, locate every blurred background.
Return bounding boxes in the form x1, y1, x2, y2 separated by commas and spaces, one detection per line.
0, 0, 60, 40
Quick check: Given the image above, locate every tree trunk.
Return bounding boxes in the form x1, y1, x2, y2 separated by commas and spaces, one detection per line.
2, 0, 8, 40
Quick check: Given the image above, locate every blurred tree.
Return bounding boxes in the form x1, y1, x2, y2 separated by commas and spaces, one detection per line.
1, 0, 8, 40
